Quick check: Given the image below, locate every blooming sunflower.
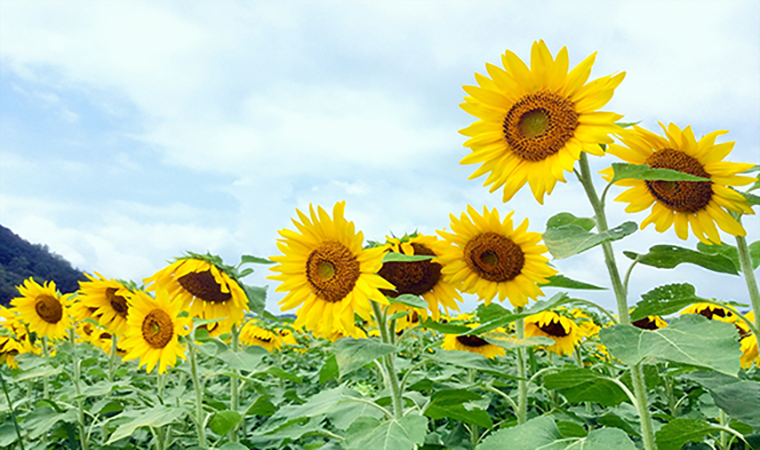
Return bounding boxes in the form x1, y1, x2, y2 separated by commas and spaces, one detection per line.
378, 234, 463, 321
144, 258, 248, 337
459, 40, 625, 204
240, 320, 283, 352
269, 202, 394, 338
11, 278, 72, 341
436, 205, 557, 308
77, 272, 134, 336
679, 303, 736, 323
0, 306, 37, 368
120, 290, 191, 374
600, 123, 755, 244
524, 310, 582, 356
570, 308, 601, 338
442, 325, 506, 359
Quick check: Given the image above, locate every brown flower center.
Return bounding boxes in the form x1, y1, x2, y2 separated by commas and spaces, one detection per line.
644, 149, 712, 213
697, 307, 730, 320
379, 243, 442, 297
177, 270, 232, 304
503, 91, 579, 162
538, 318, 569, 337
456, 334, 489, 347
305, 241, 361, 303
141, 309, 174, 349
464, 232, 525, 282
106, 288, 129, 318
632, 317, 660, 330
35, 295, 63, 324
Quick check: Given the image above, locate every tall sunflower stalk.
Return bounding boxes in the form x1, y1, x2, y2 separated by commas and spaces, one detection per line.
576, 153, 656, 450
68, 328, 90, 450
736, 233, 760, 331
370, 300, 404, 419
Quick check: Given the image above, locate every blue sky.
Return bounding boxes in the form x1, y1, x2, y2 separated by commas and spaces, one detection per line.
1, 0, 758, 314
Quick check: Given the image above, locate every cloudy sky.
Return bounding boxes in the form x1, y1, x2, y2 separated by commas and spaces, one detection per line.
1, 0, 758, 314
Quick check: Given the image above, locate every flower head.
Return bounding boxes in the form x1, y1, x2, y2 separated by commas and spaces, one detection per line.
77, 272, 134, 336
442, 324, 506, 359
11, 278, 72, 341
524, 310, 582, 356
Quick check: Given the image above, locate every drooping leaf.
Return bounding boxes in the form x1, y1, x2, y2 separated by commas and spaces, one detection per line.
209, 410, 242, 436
697, 241, 760, 271
482, 332, 554, 349
344, 414, 428, 450
609, 163, 710, 184
624, 244, 738, 275
538, 274, 607, 290
419, 318, 470, 334
423, 389, 493, 429
630, 283, 704, 321
382, 253, 434, 263
710, 380, 760, 429
319, 354, 339, 383
107, 406, 185, 444
216, 346, 269, 372
467, 293, 568, 335
599, 315, 741, 376
655, 418, 721, 450
389, 294, 428, 309
242, 284, 268, 316
543, 222, 638, 259
546, 212, 596, 231
543, 367, 629, 406
240, 255, 275, 265
23, 408, 78, 440
332, 338, 397, 377
431, 350, 517, 379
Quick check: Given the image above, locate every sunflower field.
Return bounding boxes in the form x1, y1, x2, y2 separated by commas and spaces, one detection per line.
2, 40, 759, 450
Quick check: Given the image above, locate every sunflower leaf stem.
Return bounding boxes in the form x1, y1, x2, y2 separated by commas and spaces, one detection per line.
515, 316, 528, 426
577, 152, 657, 450
370, 300, 404, 419
468, 369, 480, 447
68, 328, 89, 450
719, 410, 729, 450
108, 336, 118, 383
622, 256, 642, 297
187, 338, 208, 447
0, 368, 25, 450
41, 337, 50, 400
566, 298, 619, 325
735, 234, 760, 331
229, 324, 240, 443
481, 383, 519, 418
698, 299, 760, 338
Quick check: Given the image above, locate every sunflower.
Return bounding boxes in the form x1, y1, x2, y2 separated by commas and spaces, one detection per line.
0, 306, 37, 368
570, 308, 601, 338
144, 258, 248, 337
600, 123, 755, 244
77, 272, 134, 336
11, 278, 72, 341
240, 320, 283, 352
436, 205, 557, 308
631, 315, 668, 330
524, 310, 582, 356
378, 234, 463, 321
269, 201, 394, 338
442, 324, 506, 359
459, 40, 625, 204
679, 303, 736, 323
119, 290, 191, 374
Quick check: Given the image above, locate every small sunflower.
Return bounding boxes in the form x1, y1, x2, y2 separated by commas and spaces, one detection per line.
240, 320, 283, 352
570, 308, 601, 338
442, 325, 506, 359
524, 310, 582, 356
436, 205, 557, 308
631, 315, 668, 330
601, 123, 755, 244
120, 290, 191, 374
378, 234, 463, 320
144, 257, 248, 337
679, 303, 736, 323
11, 278, 72, 341
459, 40, 625, 204
77, 272, 134, 336
0, 306, 37, 368
269, 201, 394, 338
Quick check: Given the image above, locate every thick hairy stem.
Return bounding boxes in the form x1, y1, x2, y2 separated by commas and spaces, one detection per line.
69, 329, 89, 450
229, 324, 240, 442
516, 317, 528, 425
188, 342, 207, 447
41, 337, 50, 400
0, 369, 25, 450
736, 235, 760, 331
371, 301, 404, 418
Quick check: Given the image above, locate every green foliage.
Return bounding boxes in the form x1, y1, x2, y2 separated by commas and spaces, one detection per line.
544, 217, 637, 259
538, 274, 607, 290
344, 414, 428, 450
609, 162, 710, 184
630, 283, 704, 321
331, 337, 397, 377
624, 244, 739, 275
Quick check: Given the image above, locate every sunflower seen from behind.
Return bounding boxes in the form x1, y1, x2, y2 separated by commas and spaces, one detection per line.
460, 40, 625, 204
240, 320, 283, 353
378, 233, 462, 321
601, 123, 755, 244
436, 205, 556, 308
120, 289, 191, 374
77, 272, 134, 336
11, 278, 72, 341
524, 310, 582, 356
269, 201, 393, 339
740, 312, 758, 369
144, 257, 248, 337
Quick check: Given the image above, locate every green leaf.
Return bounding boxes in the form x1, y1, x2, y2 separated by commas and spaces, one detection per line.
482, 332, 554, 349
23, 408, 78, 440
655, 418, 720, 450
389, 294, 428, 309
241, 254, 275, 265
107, 406, 185, 444
431, 351, 517, 379
216, 346, 269, 372
13, 365, 62, 382
630, 283, 703, 321
424, 389, 493, 429
543, 367, 629, 406
332, 338, 397, 378
245, 395, 276, 417
544, 222, 637, 259
382, 253, 434, 263
556, 421, 588, 438
271, 385, 352, 421
742, 191, 760, 206
219, 443, 250, 450
319, 354, 339, 383
546, 212, 596, 231
478, 416, 636, 450
419, 318, 470, 334
599, 315, 741, 376
0, 424, 17, 447
467, 293, 568, 335
538, 274, 607, 290
209, 410, 242, 436
327, 397, 386, 430
609, 163, 710, 184
697, 241, 760, 271
710, 380, 760, 429
243, 284, 268, 316
624, 244, 739, 275
344, 414, 428, 450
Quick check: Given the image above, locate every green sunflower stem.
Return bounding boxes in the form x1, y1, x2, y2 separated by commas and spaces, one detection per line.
577, 153, 656, 450
0, 368, 25, 450
229, 324, 240, 442
68, 328, 89, 450
515, 316, 528, 425
188, 340, 208, 447
41, 337, 50, 401
108, 335, 118, 383
468, 369, 480, 447
735, 234, 760, 331
371, 301, 404, 419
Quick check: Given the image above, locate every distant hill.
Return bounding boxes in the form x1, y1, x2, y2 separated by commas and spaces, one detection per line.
0, 224, 87, 306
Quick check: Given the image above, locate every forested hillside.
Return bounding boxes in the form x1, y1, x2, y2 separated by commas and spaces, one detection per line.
0, 224, 87, 306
